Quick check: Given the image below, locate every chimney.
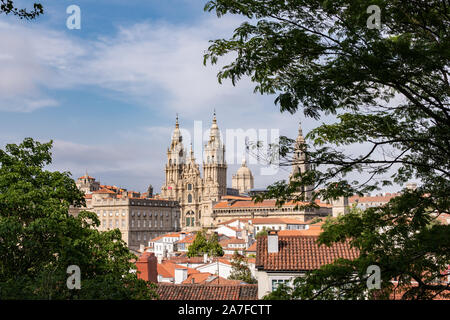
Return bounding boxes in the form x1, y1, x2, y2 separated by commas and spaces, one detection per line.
174, 268, 188, 284
267, 230, 279, 254
139, 244, 145, 253
242, 229, 248, 246
136, 252, 157, 283
179, 232, 186, 240
203, 253, 208, 264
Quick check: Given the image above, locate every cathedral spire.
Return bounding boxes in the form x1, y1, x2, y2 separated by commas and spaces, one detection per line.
208, 109, 220, 145
175, 113, 179, 129
189, 143, 195, 160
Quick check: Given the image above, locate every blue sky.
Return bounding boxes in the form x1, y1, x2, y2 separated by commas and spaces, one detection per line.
0, 0, 405, 194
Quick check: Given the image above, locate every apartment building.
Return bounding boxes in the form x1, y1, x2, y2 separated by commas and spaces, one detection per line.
71, 175, 181, 250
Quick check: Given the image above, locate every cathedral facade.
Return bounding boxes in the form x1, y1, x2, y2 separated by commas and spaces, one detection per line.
160, 113, 228, 230
160, 115, 348, 230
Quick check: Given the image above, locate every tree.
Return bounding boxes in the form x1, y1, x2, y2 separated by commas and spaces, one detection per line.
187, 230, 224, 257
265, 202, 450, 300
0, 138, 157, 299
255, 227, 269, 238
0, 0, 43, 19
228, 251, 257, 284
204, 1, 450, 299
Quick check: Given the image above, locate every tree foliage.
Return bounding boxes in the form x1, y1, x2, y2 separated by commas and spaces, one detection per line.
187, 230, 224, 257
255, 227, 269, 238
229, 251, 257, 284
0, 0, 43, 19
204, 0, 450, 299
265, 201, 450, 300
0, 138, 157, 299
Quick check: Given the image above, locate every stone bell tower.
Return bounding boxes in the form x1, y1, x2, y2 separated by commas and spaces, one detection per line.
289, 122, 312, 201
162, 115, 186, 201
202, 111, 227, 202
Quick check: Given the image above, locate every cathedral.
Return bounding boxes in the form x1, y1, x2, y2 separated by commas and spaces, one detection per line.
160, 113, 345, 230
161, 113, 230, 229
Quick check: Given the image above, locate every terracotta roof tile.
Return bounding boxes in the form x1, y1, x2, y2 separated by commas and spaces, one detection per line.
219, 237, 246, 247
79, 175, 95, 179
150, 232, 183, 243
156, 284, 258, 300
221, 195, 252, 201
256, 235, 359, 271
166, 256, 205, 264
217, 218, 252, 225
246, 242, 257, 252
176, 234, 196, 244
251, 217, 307, 225
349, 194, 400, 204
157, 261, 199, 279
92, 188, 116, 194
214, 199, 331, 209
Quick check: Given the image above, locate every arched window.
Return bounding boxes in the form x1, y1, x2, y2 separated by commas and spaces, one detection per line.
188, 194, 193, 203
186, 217, 190, 226
187, 184, 192, 190
169, 159, 172, 165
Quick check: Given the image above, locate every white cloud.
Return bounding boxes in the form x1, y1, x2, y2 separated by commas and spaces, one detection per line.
0, 21, 86, 112
0, 16, 405, 193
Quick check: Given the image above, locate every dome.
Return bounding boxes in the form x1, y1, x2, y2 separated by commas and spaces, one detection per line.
236, 158, 253, 177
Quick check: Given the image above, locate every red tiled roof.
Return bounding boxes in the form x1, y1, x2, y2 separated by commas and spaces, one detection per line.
206, 277, 244, 285
256, 235, 359, 271
217, 258, 232, 266
349, 194, 400, 204
435, 213, 450, 225
150, 232, 183, 242
277, 229, 323, 236
219, 237, 246, 247
221, 195, 252, 201
251, 217, 307, 225
166, 256, 205, 264
277, 223, 324, 236
176, 234, 196, 244
217, 218, 252, 225
156, 284, 258, 300
79, 175, 95, 179
387, 282, 450, 300
182, 273, 212, 284
246, 242, 257, 252
181, 273, 241, 285
214, 199, 330, 209
93, 188, 116, 194
157, 261, 199, 279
